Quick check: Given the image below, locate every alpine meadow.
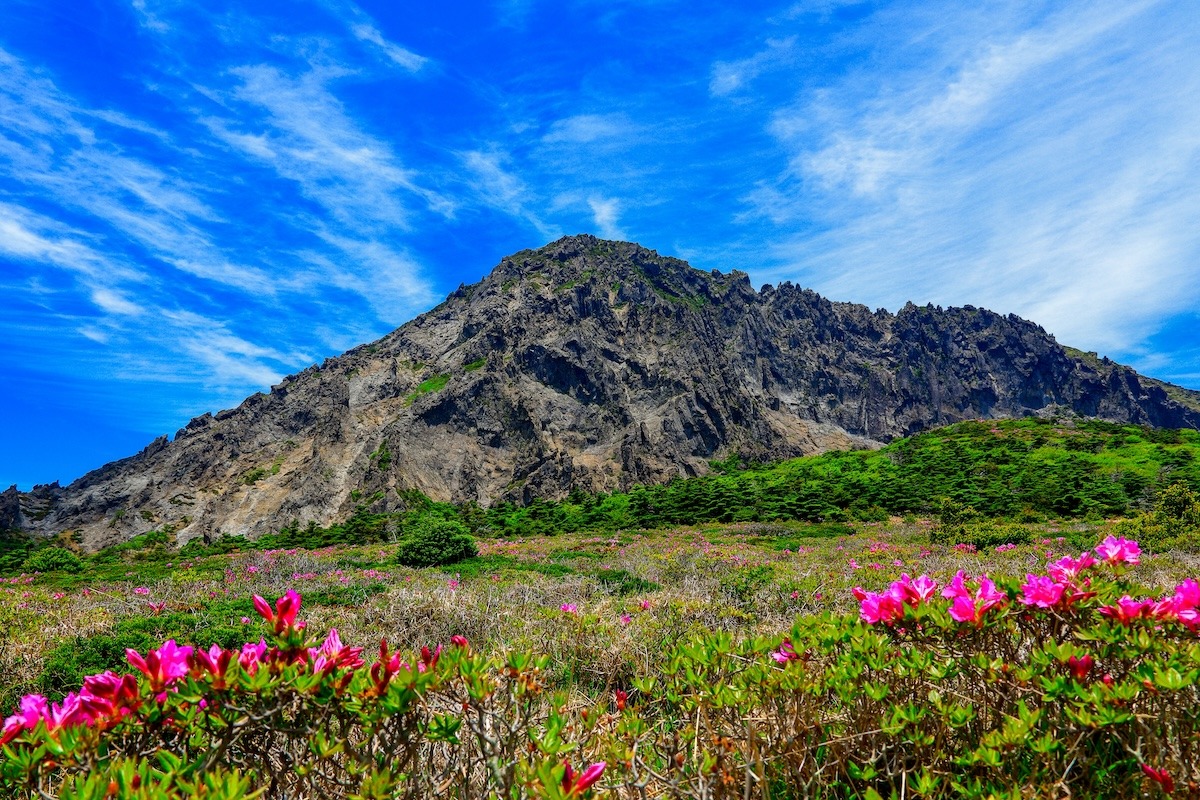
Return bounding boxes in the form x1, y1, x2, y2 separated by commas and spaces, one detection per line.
4, 2, 1200, 799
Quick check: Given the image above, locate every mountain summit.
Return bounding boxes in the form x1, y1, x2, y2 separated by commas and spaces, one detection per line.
5, 235, 1199, 547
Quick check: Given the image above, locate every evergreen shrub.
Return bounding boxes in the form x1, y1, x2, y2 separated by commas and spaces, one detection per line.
395, 519, 478, 568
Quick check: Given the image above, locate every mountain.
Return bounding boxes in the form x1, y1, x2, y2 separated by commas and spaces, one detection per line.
5, 235, 1200, 548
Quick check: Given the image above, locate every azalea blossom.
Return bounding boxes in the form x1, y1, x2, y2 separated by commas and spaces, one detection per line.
1094, 536, 1140, 566
771, 637, 802, 663
1098, 595, 1153, 624
852, 587, 904, 625
126, 640, 193, 695
561, 761, 606, 796
239, 639, 268, 675
1067, 654, 1094, 681
1140, 764, 1174, 793
1020, 574, 1065, 608
252, 589, 303, 634
310, 629, 365, 674
946, 575, 1007, 624
1047, 552, 1095, 583
1, 694, 48, 745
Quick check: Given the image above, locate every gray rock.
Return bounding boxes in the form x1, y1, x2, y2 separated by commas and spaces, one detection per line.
8, 235, 1200, 549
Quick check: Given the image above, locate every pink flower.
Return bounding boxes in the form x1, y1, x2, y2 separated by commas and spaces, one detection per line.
946, 575, 1007, 624
560, 603, 578, 614
1047, 552, 1095, 583
239, 639, 268, 675
1094, 536, 1140, 566
561, 761, 606, 796
310, 628, 365, 674
941, 570, 970, 600
1020, 574, 1066, 608
133, 587, 150, 596
252, 589, 302, 634
1, 694, 48, 745
1099, 595, 1153, 624
1067, 654, 1094, 681
147, 601, 167, 615
447, 579, 460, 591
126, 640, 193, 695
771, 637, 802, 663
639, 599, 651, 610
852, 588, 904, 625
1140, 764, 1174, 793
450, 634, 469, 648
619, 613, 632, 625
889, 573, 938, 606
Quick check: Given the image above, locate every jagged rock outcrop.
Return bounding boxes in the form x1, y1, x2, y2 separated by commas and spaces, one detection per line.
7, 235, 1200, 548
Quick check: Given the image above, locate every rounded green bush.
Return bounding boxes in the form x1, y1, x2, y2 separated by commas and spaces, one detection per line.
23, 546, 84, 574
395, 518, 478, 568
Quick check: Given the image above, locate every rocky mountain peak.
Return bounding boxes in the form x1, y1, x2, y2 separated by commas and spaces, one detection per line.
6, 238, 1200, 549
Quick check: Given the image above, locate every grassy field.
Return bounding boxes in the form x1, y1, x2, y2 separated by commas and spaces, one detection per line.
5, 516, 1200, 798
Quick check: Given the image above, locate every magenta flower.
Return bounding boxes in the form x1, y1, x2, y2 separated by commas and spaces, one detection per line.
561, 761, 606, 796
947, 575, 1007, 624
560, 603, 578, 614
239, 639, 268, 675
1099, 595, 1153, 624
133, 587, 150, 596
252, 589, 302, 634
80, 671, 139, 722
1140, 764, 1175, 793
126, 640, 193, 695
1094, 536, 1140, 566
1047, 552, 1095, 583
771, 637, 802, 664
620, 613, 632, 625
310, 628, 365, 674
1, 694, 48, 745
890, 573, 938, 606
852, 588, 904, 625
1020, 574, 1066, 608
941, 570, 970, 600
1067, 654, 1094, 681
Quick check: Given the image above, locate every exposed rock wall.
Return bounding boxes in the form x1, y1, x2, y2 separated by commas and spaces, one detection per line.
9, 235, 1200, 548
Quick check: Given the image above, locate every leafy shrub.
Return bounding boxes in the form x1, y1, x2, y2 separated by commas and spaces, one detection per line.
1114, 482, 1200, 552
22, 546, 84, 574
395, 519, 478, 568
719, 564, 775, 609
931, 517, 1034, 549
592, 568, 660, 596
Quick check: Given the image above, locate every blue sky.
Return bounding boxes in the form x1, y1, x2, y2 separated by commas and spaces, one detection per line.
2, 0, 1199, 490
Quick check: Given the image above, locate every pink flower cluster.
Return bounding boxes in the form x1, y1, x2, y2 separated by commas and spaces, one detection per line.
1, 670, 139, 745
1099, 579, 1199, 629
942, 571, 1007, 624
1019, 552, 1096, 610
1094, 535, 1140, 566
851, 573, 939, 625
3, 591, 472, 748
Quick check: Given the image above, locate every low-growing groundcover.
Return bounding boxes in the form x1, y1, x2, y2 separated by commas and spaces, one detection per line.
2, 533, 1199, 799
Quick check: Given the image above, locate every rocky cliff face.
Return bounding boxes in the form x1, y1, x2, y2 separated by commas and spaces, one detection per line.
8, 235, 1200, 548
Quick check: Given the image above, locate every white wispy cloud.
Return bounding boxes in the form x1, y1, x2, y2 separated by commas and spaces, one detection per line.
459, 148, 560, 240
749, 0, 1200, 357
710, 37, 795, 97
350, 23, 428, 72
542, 113, 635, 145
587, 196, 627, 241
